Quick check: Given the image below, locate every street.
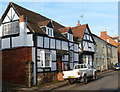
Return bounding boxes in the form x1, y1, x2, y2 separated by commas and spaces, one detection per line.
53, 71, 119, 91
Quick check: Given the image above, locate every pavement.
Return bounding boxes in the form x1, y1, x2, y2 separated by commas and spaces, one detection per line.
2, 69, 114, 91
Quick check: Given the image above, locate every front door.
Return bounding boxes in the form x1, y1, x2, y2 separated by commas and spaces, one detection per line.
57, 55, 62, 72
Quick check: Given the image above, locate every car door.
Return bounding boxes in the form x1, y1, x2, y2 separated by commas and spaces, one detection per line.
87, 64, 93, 76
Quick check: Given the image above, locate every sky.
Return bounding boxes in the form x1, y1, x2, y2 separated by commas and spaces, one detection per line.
0, 2, 118, 37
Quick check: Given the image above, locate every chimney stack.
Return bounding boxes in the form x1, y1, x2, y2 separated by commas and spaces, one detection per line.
101, 30, 107, 36
19, 15, 27, 46
77, 20, 81, 26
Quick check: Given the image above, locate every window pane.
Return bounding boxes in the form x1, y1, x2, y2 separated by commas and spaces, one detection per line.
2, 21, 19, 36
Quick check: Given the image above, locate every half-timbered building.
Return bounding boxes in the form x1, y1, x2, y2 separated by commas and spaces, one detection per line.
0, 2, 79, 85
59, 22, 96, 67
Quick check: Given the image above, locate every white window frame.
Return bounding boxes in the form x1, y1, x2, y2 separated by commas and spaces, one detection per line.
68, 33, 73, 42
46, 27, 54, 37
40, 50, 52, 68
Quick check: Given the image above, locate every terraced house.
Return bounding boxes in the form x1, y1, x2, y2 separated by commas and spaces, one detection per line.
0, 2, 97, 86
100, 31, 118, 69
0, 2, 80, 85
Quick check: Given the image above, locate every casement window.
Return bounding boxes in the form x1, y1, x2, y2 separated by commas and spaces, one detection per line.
39, 50, 52, 68
68, 33, 73, 42
46, 27, 54, 37
70, 51, 74, 62
2, 21, 19, 36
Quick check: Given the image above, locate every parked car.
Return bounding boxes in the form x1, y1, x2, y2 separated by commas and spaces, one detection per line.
62, 64, 97, 84
113, 63, 120, 70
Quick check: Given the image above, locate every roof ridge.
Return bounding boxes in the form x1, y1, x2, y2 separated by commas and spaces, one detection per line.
11, 2, 49, 19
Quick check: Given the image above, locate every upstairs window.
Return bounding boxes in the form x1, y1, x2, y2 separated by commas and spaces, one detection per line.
68, 33, 73, 41
2, 21, 19, 36
39, 50, 52, 68
46, 27, 54, 37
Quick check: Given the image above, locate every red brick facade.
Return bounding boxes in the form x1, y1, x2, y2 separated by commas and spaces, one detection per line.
2, 47, 32, 85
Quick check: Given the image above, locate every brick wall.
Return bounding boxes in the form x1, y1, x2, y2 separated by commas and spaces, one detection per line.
2, 47, 32, 85
37, 72, 57, 85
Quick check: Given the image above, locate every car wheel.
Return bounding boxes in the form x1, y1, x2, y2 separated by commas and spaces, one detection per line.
93, 72, 97, 80
83, 75, 88, 84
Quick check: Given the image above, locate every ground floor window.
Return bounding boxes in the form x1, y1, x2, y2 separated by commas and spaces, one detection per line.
39, 50, 52, 67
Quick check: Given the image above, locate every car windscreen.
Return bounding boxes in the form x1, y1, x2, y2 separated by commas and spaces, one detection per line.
115, 63, 120, 67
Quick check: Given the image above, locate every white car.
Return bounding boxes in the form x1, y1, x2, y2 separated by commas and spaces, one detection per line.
62, 64, 97, 84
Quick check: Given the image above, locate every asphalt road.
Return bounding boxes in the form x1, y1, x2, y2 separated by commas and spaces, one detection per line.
54, 71, 119, 91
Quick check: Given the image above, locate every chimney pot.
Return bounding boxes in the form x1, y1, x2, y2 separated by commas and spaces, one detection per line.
77, 20, 81, 26
101, 30, 107, 36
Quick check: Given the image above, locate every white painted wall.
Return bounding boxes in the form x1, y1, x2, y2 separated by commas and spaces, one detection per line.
32, 47, 37, 85
69, 42, 73, 50
50, 38, 55, 49
27, 34, 33, 46
37, 36, 43, 48
3, 7, 19, 23
1, 38, 10, 49
0, 25, 2, 37
74, 53, 79, 61
44, 37, 49, 48
62, 41, 68, 51
19, 21, 27, 46
51, 50, 56, 61
62, 55, 69, 61
56, 40, 61, 49
74, 44, 78, 52
51, 62, 56, 71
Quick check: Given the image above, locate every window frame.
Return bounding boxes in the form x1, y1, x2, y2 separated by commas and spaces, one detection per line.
46, 27, 54, 37
39, 50, 52, 68
2, 21, 19, 36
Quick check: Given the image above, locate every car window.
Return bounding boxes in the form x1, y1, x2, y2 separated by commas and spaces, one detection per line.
75, 65, 80, 69
81, 65, 84, 68
84, 65, 87, 68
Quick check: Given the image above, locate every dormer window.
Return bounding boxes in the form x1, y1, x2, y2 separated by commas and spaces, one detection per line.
46, 27, 54, 37
68, 33, 73, 42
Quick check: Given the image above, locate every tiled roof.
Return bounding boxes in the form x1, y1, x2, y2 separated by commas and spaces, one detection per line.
72, 24, 87, 39
1, 2, 67, 40
59, 24, 87, 40
100, 32, 118, 47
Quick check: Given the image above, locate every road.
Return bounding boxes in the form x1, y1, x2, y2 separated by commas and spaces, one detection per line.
53, 71, 119, 91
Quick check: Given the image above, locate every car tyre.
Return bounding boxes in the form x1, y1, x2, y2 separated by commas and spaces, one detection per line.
69, 79, 74, 84
93, 72, 97, 80
83, 75, 88, 84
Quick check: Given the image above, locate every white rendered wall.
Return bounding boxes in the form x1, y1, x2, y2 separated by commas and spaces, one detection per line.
1, 38, 10, 49
37, 36, 43, 48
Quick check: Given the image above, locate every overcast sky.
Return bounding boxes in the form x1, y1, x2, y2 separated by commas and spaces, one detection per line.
1, 2, 118, 37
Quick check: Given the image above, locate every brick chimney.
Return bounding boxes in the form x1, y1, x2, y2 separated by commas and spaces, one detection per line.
77, 20, 81, 26
101, 30, 107, 36
19, 15, 26, 22
19, 15, 27, 46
